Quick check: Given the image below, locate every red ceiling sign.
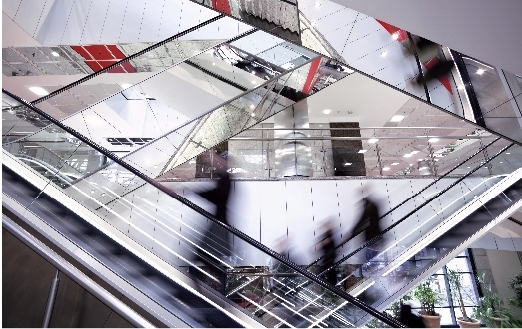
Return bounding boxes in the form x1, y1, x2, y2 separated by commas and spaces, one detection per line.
71, 45, 136, 73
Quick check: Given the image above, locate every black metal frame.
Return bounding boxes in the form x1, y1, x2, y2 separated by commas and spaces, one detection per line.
2, 89, 406, 328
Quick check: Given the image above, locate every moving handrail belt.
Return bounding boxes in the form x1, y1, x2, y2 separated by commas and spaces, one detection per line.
2, 89, 406, 328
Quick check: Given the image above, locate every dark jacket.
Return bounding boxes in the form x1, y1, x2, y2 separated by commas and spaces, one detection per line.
352, 197, 382, 241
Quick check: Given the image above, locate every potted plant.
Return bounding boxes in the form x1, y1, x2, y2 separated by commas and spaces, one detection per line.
508, 271, 522, 311
412, 277, 443, 328
472, 272, 511, 327
447, 269, 480, 328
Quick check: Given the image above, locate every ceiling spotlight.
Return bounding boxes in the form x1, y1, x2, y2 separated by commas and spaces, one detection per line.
383, 167, 391, 171
381, 51, 388, 57
28, 87, 49, 96
476, 68, 485, 75
390, 115, 404, 122
251, 113, 255, 117
391, 162, 399, 166
322, 109, 331, 114
250, 104, 255, 109
358, 150, 367, 154
344, 162, 352, 166
428, 138, 439, 143
51, 51, 59, 57
403, 154, 413, 158
368, 138, 379, 144
506, 153, 511, 155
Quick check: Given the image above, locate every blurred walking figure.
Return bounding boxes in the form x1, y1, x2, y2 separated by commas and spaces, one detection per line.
317, 220, 337, 285
351, 185, 384, 265
413, 37, 454, 84
195, 153, 233, 294
399, 303, 425, 328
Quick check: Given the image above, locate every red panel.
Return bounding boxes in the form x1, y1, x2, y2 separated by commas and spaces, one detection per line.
302, 57, 322, 94
375, 19, 408, 42
120, 61, 136, 73
83, 45, 117, 60
423, 58, 453, 94
106, 45, 127, 59
84, 61, 103, 71
212, 0, 231, 14
71, 46, 93, 60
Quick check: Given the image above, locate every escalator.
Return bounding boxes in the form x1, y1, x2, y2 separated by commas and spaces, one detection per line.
2, 94, 402, 327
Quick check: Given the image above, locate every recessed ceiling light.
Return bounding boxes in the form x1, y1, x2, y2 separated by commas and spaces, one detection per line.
189, 160, 196, 164
344, 162, 352, 166
383, 167, 391, 171
381, 51, 388, 57
403, 154, 413, 158
476, 68, 485, 75
315, 1, 321, 7
506, 153, 511, 155
390, 115, 404, 122
428, 138, 439, 143
368, 138, 379, 143
51, 51, 59, 57
322, 109, 331, 114
28, 87, 49, 96
358, 150, 367, 153
418, 158, 424, 161
500, 162, 503, 164
391, 162, 399, 166
121, 84, 132, 89
250, 104, 255, 109
251, 113, 255, 117
392, 33, 399, 40
212, 63, 215, 65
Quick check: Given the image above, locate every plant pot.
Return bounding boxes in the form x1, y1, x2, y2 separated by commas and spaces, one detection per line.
419, 311, 441, 328
491, 315, 509, 328
457, 317, 481, 328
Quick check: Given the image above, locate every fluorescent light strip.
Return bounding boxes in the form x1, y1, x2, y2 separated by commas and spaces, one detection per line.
237, 292, 294, 328
381, 169, 522, 276
332, 312, 352, 326
2, 151, 254, 327
273, 293, 296, 307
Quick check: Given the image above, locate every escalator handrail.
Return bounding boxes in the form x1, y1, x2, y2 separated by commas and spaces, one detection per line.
2, 215, 155, 328
29, 15, 224, 106
320, 142, 514, 276
2, 89, 406, 328
307, 137, 500, 268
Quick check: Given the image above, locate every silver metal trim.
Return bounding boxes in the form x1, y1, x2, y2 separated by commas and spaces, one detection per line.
2, 215, 155, 328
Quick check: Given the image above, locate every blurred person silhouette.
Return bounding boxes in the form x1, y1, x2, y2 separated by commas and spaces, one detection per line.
412, 36, 454, 85
263, 236, 290, 293
194, 152, 233, 295
316, 219, 337, 285
351, 185, 384, 266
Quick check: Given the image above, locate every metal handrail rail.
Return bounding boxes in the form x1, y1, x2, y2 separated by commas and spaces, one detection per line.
2, 215, 154, 328
2, 89, 406, 328
320, 142, 513, 276
306, 137, 500, 269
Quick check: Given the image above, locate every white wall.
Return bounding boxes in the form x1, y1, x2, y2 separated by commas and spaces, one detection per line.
330, 0, 522, 77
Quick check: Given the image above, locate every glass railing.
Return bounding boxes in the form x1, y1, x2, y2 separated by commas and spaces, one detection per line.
2, 92, 404, 327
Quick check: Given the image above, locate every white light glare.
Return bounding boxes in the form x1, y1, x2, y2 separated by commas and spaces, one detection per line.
250, 104, 255, 109
344, 163, 352, 166
392, 33, 399, 40
381, 51, 388, 57
315, 1, 321, 7
476, 68, 485, 75
383, 167, 391, 171
428, 138, 439, 143
51, 51, 59, 57
28, 87, 49, 96
358, 150, 367, 154
390, 115, 404, 122
391, 162, 399, 166
322, 109, 331, 114
121, 84, 132, 89
403, 154, 413, 158
368, 138, 379, 144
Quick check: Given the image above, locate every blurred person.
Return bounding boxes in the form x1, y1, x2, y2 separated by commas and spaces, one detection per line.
316, 219, 337, 285
351, 185, 384, 265
411, 36, 454, 85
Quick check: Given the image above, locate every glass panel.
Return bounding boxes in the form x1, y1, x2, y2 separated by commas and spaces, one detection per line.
3, 122, 399, 328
